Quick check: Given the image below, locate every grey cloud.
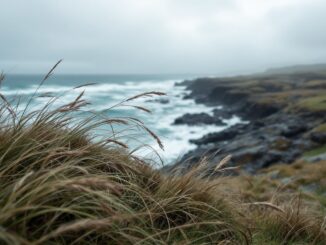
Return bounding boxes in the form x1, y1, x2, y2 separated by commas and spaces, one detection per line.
270, 0, 326, 48
1, 0, 326, 74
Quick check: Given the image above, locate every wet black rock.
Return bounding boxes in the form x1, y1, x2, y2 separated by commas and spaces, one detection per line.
171, 112, 320, 174
236, 101, 281, 120
212, 108, 233, 119
310, 132, 326, 144
281, 124, 308, 138
190, 123, 249, 145
173, 113, 226, 126
181, 78, 282, 120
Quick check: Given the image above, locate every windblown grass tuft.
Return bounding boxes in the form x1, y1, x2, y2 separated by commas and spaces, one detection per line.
0, 63, 249, 244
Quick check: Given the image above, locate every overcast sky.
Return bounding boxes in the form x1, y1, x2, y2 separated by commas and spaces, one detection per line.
1, 0, 326, 74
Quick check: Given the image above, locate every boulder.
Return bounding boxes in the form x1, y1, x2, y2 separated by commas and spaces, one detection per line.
212, 108, 233, 119
173, 113, 226, 126
281, 124, 308, 137
310, 132, 326, 144
190, 123, 252, 145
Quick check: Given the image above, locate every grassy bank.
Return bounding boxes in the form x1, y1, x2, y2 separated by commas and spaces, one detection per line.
0, 68, 325, 244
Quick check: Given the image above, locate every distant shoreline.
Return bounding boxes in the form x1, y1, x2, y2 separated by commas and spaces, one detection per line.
165, 68, 326, 174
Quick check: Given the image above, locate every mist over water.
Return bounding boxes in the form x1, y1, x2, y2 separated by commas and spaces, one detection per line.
2, 74, 242, 165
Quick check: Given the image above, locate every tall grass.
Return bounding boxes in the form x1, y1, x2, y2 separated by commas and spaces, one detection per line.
0, 64, 249, 244
0, 63, 324, 244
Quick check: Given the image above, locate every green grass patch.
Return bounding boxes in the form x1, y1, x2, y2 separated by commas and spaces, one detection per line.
297, 94, 326, 112
304, 145, 326, 157
315, 187, 326, 208
314, 123, 326, 132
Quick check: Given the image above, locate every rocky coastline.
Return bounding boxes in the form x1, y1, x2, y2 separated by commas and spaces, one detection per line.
166, 71, 326, 174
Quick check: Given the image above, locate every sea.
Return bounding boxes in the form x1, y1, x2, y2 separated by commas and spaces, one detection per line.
1, 74, 242, 166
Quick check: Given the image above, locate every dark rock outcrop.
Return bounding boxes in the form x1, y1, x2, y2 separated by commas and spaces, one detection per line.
173, 113, 226, 126
182, 78, 281, 120
310, 132, 326, 144
170, 113, 318, 174
166, 74, 326, 175
212, 108, 233, 119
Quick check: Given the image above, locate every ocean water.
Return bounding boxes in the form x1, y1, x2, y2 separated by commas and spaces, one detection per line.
1, 74, 242, 166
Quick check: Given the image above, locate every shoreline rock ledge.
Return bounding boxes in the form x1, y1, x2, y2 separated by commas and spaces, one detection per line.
164, 72, 326, 175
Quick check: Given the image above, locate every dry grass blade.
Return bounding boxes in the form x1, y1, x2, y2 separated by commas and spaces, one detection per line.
42, 59, 63, 82
74, 83, 97, 89
106, 139, 129, 149
126, 91, 166, 101
104, 119, 129, 125
66, 178, 123, 196
214, 155, 232, 172
141, 125, 164, 150
37, 212, 150, 244
61, 150, 90, 156
187, 156, 208, 176
0, 72, 5, 87
38, 92, 55, 98
21, 60, 63, 117
36, 218, 113, 244
58, 100, 90, 112
128, 105, 152, 113
13, 171, 35, 192
70, 90, 85, 108
248, 202, 285, 213
217, 166, 239, 172
0, 93, 16, 118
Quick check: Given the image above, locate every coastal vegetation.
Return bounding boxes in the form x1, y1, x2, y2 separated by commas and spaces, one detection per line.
0, 65, 325, 244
